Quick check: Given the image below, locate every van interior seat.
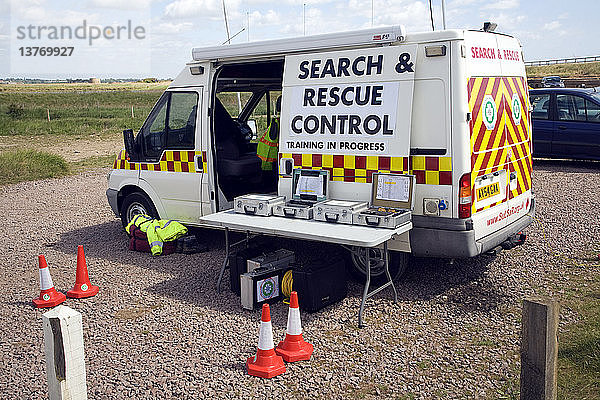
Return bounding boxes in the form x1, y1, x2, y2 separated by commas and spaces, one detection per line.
213, 98, 262, 177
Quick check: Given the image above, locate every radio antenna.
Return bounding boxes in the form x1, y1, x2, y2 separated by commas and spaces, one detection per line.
222, 0, 231, 44
428, 0, 435, 31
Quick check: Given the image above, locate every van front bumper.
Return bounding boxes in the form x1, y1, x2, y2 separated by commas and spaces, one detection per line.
106, 188, 120, 217
409, 198, 535, 258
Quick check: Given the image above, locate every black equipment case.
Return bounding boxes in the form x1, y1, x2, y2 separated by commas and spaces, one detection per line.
229, 246, 269, 295
292, 257, 347, 312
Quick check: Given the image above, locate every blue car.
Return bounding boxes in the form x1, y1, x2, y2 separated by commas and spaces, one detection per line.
530, 88, 600, 160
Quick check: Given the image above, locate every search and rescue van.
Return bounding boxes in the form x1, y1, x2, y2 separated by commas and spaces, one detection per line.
107, 24, 534, 279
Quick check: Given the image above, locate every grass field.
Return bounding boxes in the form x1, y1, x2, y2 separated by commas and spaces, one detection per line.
526, 62, 600, 78
0, 84, 168, 137
0, 82, 169, 181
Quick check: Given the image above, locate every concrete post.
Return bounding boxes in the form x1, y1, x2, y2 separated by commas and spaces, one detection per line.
42, 306, 88, 400
520, 297, 559, 400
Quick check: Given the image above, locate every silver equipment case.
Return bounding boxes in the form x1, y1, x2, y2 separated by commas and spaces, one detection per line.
247, 249, 295, 272
234, 194, 285, 217
313, 199, 368, 225
353, 173, 415, 229
272, 169, 329, 220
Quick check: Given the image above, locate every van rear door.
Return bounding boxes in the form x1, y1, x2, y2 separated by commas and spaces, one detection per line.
465, 32, 510, 238
465, 31, 531, 238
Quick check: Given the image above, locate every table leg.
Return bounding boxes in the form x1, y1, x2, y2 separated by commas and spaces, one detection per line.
383, 241, 398, 303
358, 243, 398, 327
358, 247, 371, 328
216, 227, 230, 293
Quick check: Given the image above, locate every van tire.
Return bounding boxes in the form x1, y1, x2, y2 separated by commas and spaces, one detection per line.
345, 247, 409, 284
120, 192, 158, 229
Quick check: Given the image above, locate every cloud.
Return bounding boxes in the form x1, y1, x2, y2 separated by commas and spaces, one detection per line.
448, 0, 477, 6
542, 21, 561, 31
481, 12, 525, 32
88, 0, 152, 9
163, 0, 241, 19
153, 21, 193, 34
249, 9, 279, 27
483, 0, 519, 10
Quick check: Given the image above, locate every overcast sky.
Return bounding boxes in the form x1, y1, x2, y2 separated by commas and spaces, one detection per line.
0, 0, 598, 79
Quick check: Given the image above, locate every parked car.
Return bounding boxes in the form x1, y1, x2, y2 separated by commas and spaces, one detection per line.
530, 88, 600, 160
541, 76, 565, 88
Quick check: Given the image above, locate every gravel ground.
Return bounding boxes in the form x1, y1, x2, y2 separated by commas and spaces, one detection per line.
1, 160, 599, 399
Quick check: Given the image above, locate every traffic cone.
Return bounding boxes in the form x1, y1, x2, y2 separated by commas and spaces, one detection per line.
33, 255, 66, 308
246, 304, 286, 378
67, 245, 99, 298
275, 291, 313, 362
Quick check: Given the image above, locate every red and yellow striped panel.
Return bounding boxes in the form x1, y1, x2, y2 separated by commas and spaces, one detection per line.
503, 77, 532, 199
279, 153, 452, 185
113, 150, 207, 173
468, 76, 532, 213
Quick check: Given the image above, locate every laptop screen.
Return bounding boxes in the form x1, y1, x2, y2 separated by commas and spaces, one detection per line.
292, 169, 329, 201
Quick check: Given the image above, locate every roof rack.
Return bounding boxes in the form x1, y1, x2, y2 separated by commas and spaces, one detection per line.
191, 25, 406, 62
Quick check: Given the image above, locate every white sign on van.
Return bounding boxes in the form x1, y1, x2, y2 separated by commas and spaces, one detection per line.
288, 82, 399, 146
280, 46, 416, 157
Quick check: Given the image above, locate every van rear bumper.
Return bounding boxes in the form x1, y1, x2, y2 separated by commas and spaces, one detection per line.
409, 198, 535, 258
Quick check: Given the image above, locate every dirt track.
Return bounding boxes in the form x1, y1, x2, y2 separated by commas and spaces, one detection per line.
1, 160, 599, 399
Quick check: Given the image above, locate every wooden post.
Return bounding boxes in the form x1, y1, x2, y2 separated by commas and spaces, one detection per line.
47, 109, 50, 122
131, 105, 134, 118
520, 297, 559, 400
42, 306, 88, 400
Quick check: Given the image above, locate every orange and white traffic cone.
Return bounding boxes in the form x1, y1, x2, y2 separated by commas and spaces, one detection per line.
33, 255, 66, 308
67, 245, 99, 298
246, 303, 286, 378
275, 291, 313, 362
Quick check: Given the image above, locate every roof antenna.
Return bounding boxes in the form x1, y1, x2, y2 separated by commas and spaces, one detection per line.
222, 0, 231, 44
303, 3, 306, 36
428, 0, 435, 31
441, 0, 446, 29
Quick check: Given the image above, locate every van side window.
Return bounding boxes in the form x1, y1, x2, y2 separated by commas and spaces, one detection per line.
530, 94, 550, 120
141, 93, 168, 159
137, 91, 198, 161
167, 92, 198, 149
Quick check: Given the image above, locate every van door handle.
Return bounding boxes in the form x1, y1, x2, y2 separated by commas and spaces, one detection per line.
195, 155, 204, 171
558, 125, 567, 130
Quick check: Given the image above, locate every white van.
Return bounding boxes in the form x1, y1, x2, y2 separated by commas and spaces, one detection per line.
107, 25, 534, 279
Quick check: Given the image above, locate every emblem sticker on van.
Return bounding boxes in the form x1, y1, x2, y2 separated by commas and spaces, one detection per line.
482, 95, 497, 130
476, 181, 500, 201
511, 93, 521, 125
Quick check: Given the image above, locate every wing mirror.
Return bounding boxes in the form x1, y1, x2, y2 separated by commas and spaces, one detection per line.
123, 129, 136, 160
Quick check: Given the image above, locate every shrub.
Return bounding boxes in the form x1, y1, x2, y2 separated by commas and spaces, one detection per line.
7, 104, 24, 119
0, 149, 69, 184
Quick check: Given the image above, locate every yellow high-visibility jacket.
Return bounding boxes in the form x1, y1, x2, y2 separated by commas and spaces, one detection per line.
126, 214, 188, 255
257, 118, 279, 170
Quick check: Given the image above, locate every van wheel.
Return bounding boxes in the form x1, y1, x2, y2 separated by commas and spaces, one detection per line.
120, 192, 158, 229
346, 246, 409, 284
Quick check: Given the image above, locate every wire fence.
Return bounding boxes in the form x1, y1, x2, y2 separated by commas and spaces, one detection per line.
525, 55, 600, 66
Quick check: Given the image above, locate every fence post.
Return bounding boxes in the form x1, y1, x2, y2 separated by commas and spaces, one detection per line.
520, 297, 559, 400
42, 306, 88, 400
